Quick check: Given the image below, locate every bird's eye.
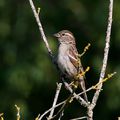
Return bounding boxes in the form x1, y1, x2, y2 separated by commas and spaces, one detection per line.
62, 33, 65, 36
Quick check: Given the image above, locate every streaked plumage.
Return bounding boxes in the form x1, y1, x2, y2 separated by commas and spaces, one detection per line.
54, 30, 88, 102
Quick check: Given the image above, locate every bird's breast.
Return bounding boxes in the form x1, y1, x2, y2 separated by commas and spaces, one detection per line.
57, 44, 69, 72
57, 44, 77, 77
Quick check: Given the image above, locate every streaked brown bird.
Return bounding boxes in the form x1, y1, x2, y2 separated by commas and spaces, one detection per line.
54, 30, 88, 102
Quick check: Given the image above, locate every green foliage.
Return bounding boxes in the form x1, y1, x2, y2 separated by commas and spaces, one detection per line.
0, 0, 120, 120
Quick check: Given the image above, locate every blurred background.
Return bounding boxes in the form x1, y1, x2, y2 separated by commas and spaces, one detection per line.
0, 0, 120, 119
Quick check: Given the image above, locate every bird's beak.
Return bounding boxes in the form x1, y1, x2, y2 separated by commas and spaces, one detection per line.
53, 33, 60, 38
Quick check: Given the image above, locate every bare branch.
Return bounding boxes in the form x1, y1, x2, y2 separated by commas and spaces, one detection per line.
48, 83, 62, 119
29, 0, 53, 58
87, 0, 113, 119
92, 0, 113, 108
28, 1, 64, 119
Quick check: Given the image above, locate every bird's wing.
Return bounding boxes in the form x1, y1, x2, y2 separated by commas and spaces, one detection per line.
68, 45, 88, 102
68, 45, 79, 70
68, 45, 85, 72
68, 45, 86, 78
69, 46, 88, 101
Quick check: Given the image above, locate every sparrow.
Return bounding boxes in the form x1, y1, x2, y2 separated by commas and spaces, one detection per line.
54, 30, 88, 102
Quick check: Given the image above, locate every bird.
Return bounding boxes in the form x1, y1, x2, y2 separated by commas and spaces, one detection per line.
54, 30, 88, 102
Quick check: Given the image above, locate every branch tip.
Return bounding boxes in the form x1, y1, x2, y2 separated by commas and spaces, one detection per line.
35, 114, 40, 120
79, 43, 91, 57
37, 7, 41, 15
15, 104, 20, 120
0, 113, 4, 120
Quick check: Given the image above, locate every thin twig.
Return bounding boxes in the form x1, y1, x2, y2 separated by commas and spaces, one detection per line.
62, 79, 88, 107
70, 116, 87, 120
58, 110, 64, 120
39, 101, 65, 120
79, 43, 91, 57
87, 0, 113, 119
29, 0, 53, 58
48, 83, 62, 119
